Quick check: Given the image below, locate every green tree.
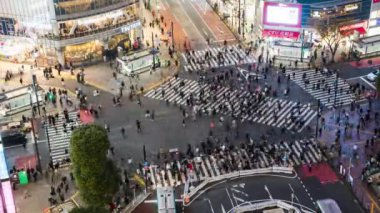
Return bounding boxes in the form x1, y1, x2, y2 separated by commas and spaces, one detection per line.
317, 24, 343, 63
70, 125, 121, 206
69, 206, 108, 213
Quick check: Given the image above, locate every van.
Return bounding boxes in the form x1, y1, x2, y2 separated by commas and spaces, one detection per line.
0, 129, 27, 147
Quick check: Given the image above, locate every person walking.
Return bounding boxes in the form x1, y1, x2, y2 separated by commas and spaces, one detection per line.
136, 120, 142, 133
121, 127, 125, 138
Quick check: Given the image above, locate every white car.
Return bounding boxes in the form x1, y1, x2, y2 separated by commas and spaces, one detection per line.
366, 69, 380, 81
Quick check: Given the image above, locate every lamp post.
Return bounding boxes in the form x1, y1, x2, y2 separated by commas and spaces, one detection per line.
333, 73, 339, 107
28, 88, 42, 172
238, 0, 241, 35
315, 99, 320, 138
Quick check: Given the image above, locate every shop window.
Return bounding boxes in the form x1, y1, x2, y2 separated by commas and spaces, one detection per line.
64, 40, 104, 63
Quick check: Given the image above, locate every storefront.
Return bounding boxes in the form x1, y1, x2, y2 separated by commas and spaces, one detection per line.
0, 36, 36, 63
368, 0, 380, 36
64, 40, 104, 64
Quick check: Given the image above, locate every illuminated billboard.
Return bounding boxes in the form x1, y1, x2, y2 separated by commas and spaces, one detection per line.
0, 145, 9, 180
263, 2, 302, 28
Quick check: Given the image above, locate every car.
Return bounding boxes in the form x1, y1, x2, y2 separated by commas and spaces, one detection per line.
366, 69, 380, 81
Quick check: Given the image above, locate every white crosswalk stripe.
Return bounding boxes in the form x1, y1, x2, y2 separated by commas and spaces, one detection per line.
38, 111, 82, 164
145, 77, 317, 132
146, 139, 324, 189
181, 45, 256, 72
285, 69, 363, 108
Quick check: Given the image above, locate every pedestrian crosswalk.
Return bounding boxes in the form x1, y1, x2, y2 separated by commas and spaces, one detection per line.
181, 44, 256, 72
144, 77, 317, 132
285, 69, 359, 108
145, 139, 325, 189
39, 111, 82, 164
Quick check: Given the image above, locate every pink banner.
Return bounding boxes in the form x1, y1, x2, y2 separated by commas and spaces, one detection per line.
262, 29, 300, 40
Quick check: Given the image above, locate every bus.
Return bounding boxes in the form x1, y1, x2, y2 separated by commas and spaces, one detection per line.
157, 186, 175, 213
317, 199, 342, 213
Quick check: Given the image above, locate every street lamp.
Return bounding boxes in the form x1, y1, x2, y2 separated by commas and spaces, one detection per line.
315, 99, 321, 138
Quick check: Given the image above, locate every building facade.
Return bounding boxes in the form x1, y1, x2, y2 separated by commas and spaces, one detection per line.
368, 0, 380, 36
0, 0, 143, 66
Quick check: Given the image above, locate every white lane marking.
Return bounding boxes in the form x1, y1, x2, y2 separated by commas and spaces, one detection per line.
233, 195, 246, 204
225, 188, 235, 208
288, 183, 295, 193
221, 204, 226, 213
207, 199, 215, 213
202, 28, 208, 37
187, 0, 217, 39
164, 0, 203, 40
360, 76, 376, 89
345, 76, 365, 81
231, 188, 249, 197
264, 185, 273, 200
172, 13, 188, 37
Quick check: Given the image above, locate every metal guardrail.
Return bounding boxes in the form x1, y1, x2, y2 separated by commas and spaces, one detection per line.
123, 192, 151, 213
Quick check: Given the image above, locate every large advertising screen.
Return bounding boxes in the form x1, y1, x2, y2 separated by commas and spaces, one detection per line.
263, 2, 302, 28
0, 145, 9, 180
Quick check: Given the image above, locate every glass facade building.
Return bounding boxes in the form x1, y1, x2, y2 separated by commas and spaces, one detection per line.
0, 0, 142, 66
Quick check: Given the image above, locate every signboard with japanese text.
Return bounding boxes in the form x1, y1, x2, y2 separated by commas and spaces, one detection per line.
262, 29, 300, 40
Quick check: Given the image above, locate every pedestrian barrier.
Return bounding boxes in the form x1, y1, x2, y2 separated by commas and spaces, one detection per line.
123, 192, 151, 213
184, 166, 293, 205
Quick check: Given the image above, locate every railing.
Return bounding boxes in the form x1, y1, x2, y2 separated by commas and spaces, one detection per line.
37, 18, 141, 48
123, 192, 151, 213
55, 0, 138, 21
184, 166, 294, 205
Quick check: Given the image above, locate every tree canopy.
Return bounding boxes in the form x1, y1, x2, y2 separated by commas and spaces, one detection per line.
317, 24, 343, 63
70, 124, 121, 206
69, 206, 108, 213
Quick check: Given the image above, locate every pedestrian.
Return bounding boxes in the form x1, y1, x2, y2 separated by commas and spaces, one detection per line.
121, 127, 125, 138
151, 110, 155, 121
110, 146, 115, 155
19, 77, 23, 85
105, 124, 110, 132
136, 120, 141, 133
182, 119, 186, 128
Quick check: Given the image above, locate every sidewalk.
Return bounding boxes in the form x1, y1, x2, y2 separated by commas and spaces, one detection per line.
13, 167, 77, 213
318, 102, 380, 212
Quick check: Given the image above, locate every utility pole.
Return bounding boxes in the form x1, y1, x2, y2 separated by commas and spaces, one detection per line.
333, 73, 338, 107
32, 74, 41, 115
238, 0, 241, 35
143, 145, 148, 193
151, 32, 156, 70
300, 29, 305, 62
242, 0, 246, 39
315, 99, 320, 138
171, 21, 174, 50
30, 115, 42, 172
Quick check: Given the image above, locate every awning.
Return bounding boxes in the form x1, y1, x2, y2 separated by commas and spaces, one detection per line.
262, 29, 300, 40
339, 21, 367, 36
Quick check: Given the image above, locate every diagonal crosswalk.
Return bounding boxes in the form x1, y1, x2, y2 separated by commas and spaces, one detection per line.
181, 44, 256, 72
144, 77, 317, 132
285, 69, 361, 108
145, 139, 325, 189
39, 111, 82, 164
